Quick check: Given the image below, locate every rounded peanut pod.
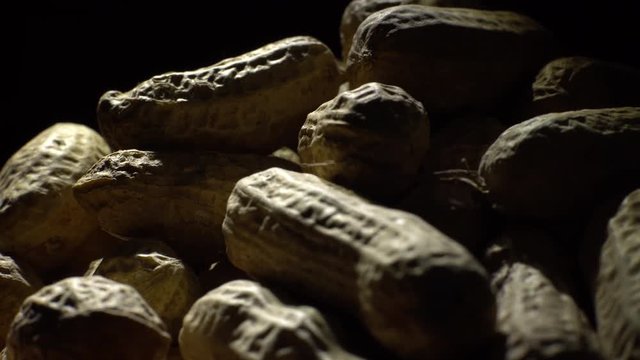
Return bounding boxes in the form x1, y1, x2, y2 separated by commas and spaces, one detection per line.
6, 276, 171, 360
298, 82, 429, 200
0, 123, 110, 272
86, 240, 201, 339
179, 280, 361, 360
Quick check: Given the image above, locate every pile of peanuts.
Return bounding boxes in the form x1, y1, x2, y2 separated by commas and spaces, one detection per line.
3, 1, 640, 359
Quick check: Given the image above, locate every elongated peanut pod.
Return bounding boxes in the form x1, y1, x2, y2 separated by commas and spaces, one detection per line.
223, 168, 495, 359
98, 36, 342, 153
73, 150, 297, 267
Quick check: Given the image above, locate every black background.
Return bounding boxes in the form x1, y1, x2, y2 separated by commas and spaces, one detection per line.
9, 1, 639, 164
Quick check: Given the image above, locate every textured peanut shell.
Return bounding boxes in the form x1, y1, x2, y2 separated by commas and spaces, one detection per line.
347, 5, 552, 115
493, 263, 602, 360
0, 255, 42, 348
340, 0, 484, 59
530, 57, 640, 116
179, 280, 360, 360
6, 276, 170, 360
86, 241, 201, 339
595, 189, 640, 359
98, 36, 342, 152
479, 107, 640, 218
222, 168, 495, 359
298, 82, 429, 200
0, 123, 110, 272
73, 149, 297, 267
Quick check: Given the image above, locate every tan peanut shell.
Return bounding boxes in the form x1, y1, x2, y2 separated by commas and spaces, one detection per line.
530, 57, 640, 116
484, 224, 603, 360
73, 149, 298, 267
0, 254, 42, 348
6, 276, 171, 360
493, 263, 602, 360
179, 280, 361, 360
596, 189, 640, 359
98, 36, 342, 152
0, 123, 110, 272
347, 5, 552, 115
340, 0, 484, 60
298, 82, 429, 200
86, 240, 201, 339
479, 107, 640, 219
222, 168, 495, 359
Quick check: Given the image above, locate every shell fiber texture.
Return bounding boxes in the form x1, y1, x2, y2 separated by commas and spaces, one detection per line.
98, 36, 342, 153
222, 167, 495, 359
0, 123, 110, 272
0, 254, 42, 348
5, 276, 171, 360
596, 189, 640, 359
479, 107, 640, 219
347, 5, 553, 115
298, 82, 429, 200
86, 240, 201, 339
179, 280, 361, 360
530, 57, 640, 116
340, 0, 484, 60
73, 149, 298, 267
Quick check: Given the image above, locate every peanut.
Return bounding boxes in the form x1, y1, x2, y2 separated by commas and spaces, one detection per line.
347, 5, 552, 115
0, 254, 42, 348
479, 107, 640, 219
179, 280, 361, 360
222, 168, 495, 359
86, 240, 201, 339
73, 149, 298, 267
0, 123, 110, 272
98, 36, 342, 153
340, 0, 484, 60
530, 57, 640, 116
493, 263, 602, 360
595, 189, 640, 359
298, 82, 429, 200
486, 225, 602, 360
6, 276, 170, 360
